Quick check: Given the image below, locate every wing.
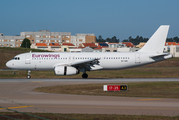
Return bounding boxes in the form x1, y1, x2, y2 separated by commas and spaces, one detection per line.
53, 58, 103, 71
70, 58, 103, 71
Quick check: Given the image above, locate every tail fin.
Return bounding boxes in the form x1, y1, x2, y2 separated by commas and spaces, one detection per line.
139, 25, 169, 53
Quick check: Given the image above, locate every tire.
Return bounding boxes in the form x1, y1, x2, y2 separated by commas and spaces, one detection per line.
27, 75, 31, 79
82, 73, 88, 78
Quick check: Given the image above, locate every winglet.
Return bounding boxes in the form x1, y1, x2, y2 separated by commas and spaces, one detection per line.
139, 25, 170, 53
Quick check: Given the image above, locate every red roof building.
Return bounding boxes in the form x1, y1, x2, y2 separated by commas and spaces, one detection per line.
165, 42, 178, 46
82, 43, 97, 48
49, 43, 61, 47
62, 43, 75, 46
36, 43, 47, 47
94, 47, 103, 50
122, 42, 135, 48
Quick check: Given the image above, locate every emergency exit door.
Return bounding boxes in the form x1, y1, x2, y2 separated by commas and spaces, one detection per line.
135, 53, 140, 63
25, 54, 31, 64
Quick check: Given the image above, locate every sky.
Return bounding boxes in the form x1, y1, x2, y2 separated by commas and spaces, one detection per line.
0, 0, 178, 41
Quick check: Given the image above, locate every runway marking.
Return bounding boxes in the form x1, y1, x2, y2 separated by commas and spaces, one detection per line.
31, 81, 43, 83
0, 105, 34, 110
138, 98, 162, 101
35, 105, 179, 110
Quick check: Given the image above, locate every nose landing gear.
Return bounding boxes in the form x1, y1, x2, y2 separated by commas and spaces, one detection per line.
27, 70, 31, 79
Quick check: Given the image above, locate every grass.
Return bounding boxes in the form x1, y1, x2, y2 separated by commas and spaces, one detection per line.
0, 112, 178, 120
34, 82, 179, 98
1, 67, 179, 78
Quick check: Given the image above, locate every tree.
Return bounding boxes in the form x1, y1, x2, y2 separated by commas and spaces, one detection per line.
111, 36, 120, 43
122, 39, 128, 42
166, 38, 173, 42
96, 35, 105, 42
21, 38, 31, 48
173, 36, 179, 43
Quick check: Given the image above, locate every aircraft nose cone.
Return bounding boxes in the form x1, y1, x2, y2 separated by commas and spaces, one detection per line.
6, 61, 11, 68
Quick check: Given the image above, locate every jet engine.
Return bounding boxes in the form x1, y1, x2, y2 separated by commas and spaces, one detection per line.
54, 66, 79, 75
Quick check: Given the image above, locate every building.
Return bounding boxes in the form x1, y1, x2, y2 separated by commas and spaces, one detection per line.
49, 43, 61, 51
82, 43, 98, 49
71, 34, 96, 47
93, 47, 103, 52
82, 46, 94, 52
170, 45, 179, 57
0, 30, 96, 48
0, 33, 25, 47
31, 43, 48, 50
20, 30, 71, 45
70, 47, 84, 52
136, 42, 146, 48
98, 43, 108, 48
122, 42, 135, 48
61, 43, 75, 52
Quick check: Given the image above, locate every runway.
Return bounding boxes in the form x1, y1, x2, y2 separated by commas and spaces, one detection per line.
0, 78, 179, 116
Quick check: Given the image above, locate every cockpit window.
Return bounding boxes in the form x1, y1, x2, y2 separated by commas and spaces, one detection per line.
13, 57, 20, 60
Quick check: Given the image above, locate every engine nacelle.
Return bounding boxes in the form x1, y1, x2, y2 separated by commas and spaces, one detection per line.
54, 66, 79, 75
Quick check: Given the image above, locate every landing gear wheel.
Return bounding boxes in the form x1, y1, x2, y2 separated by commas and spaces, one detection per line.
82, 73, 88, 79
27, 75, 31, 79
27, 70, 31, 79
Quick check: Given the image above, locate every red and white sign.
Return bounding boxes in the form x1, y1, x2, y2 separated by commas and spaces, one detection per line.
103, 85, 127, 91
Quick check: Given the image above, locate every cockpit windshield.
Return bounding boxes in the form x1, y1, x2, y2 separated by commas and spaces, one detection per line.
13, 57, 20, 60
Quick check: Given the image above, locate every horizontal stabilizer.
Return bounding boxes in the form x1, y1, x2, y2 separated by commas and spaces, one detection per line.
149, 53, 170, 59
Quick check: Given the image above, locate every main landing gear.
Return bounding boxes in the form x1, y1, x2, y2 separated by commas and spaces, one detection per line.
80, 68, 88, 79
82, 73, 88, 79
27, 70, 31, 79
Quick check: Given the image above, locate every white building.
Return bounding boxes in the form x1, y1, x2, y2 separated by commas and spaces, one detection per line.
0, 30, 96, 48
170, 45, 179, 57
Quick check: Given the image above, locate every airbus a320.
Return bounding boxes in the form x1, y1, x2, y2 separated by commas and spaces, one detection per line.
6, 25, 172, 79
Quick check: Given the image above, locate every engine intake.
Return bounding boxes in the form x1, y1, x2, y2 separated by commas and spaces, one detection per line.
54, 66, 79, 75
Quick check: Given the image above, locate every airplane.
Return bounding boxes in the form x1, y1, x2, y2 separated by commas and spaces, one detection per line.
6, 25, 172, 79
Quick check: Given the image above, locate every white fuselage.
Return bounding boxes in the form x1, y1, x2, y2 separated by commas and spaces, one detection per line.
6, 51, 172, 71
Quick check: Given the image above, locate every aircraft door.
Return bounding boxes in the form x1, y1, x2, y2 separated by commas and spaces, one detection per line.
25, 54, 31, 64
135, 53, 140, 63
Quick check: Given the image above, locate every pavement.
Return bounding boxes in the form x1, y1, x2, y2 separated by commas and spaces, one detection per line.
0, 78, 179, 116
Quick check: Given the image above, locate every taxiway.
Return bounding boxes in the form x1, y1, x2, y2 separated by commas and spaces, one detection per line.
0, 78, 178, 116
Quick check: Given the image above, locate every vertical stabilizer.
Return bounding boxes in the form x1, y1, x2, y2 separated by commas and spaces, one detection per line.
139, 25, 169, 53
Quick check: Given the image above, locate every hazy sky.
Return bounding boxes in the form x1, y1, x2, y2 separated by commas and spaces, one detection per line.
0, 0, 178, 41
